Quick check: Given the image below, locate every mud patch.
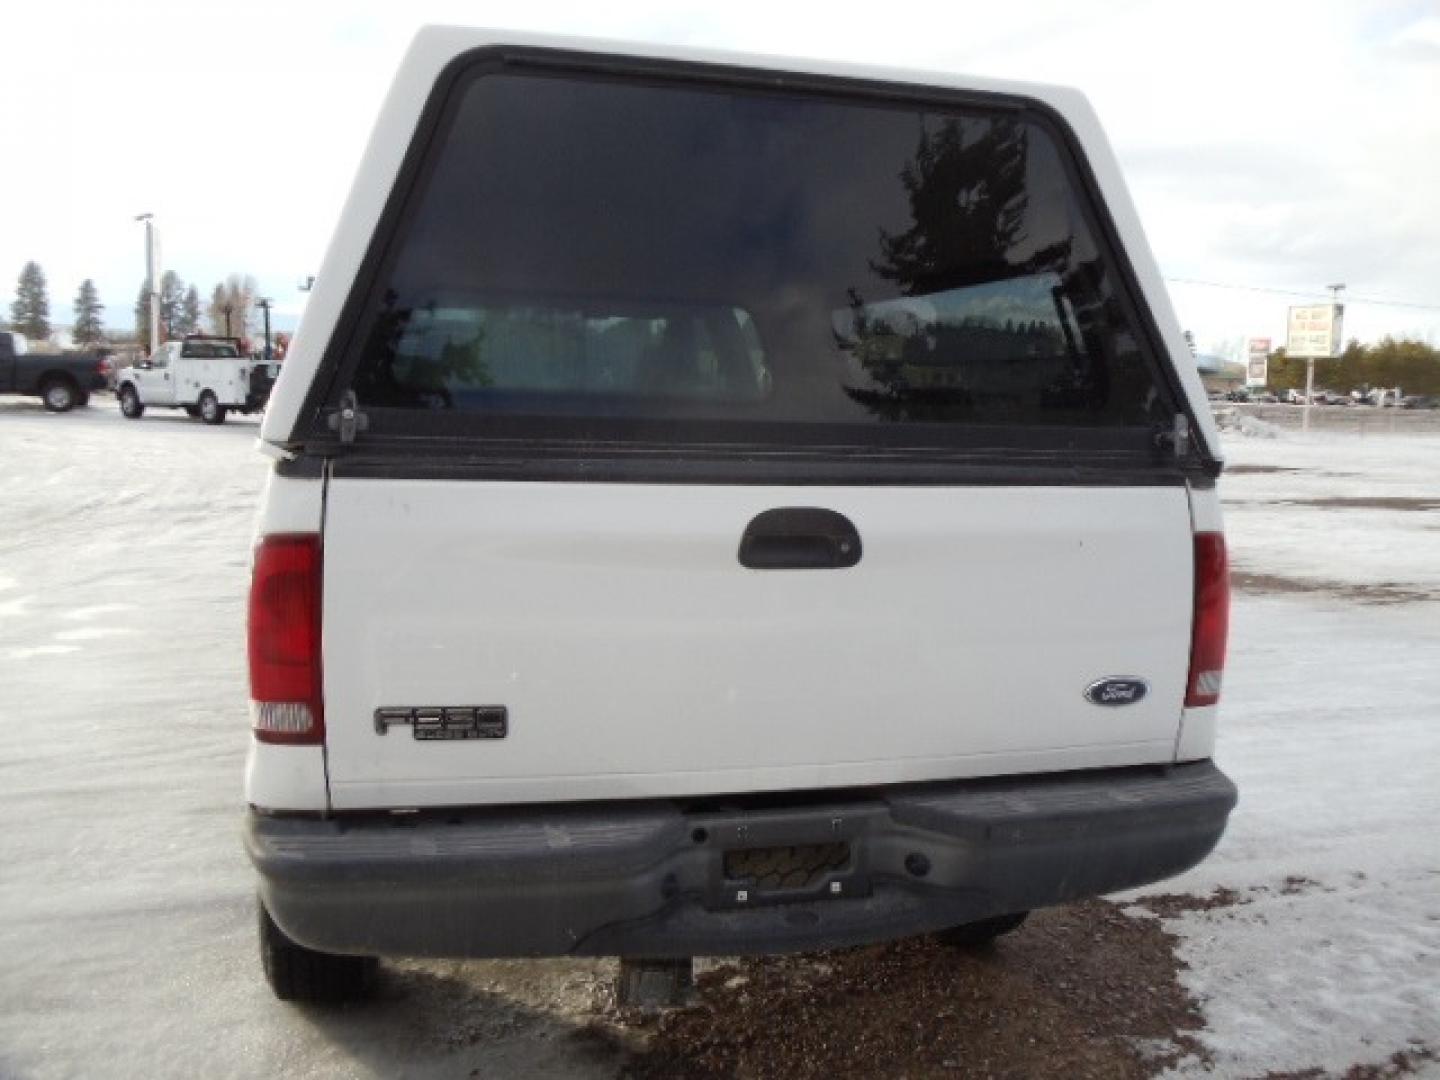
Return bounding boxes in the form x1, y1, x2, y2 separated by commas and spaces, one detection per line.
1261, 1042, 1439, 1079
1232, 571, 1438, 605
615, 899, 1207, 1080
1277, 497, 1440, 512
1133, 877, 1329, 919
1132, 887, 1251, 916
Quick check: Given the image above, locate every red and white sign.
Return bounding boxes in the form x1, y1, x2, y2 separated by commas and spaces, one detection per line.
1287, 305, 1344, 359
1246, 338, 1271, 388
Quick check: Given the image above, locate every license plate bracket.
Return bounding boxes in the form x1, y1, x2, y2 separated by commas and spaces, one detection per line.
696, 808, 875, 909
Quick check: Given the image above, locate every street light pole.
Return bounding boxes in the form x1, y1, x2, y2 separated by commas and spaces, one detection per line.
1303, 354, 1315, 433
1301, 282, 1345, 434
257, 298, 273, 364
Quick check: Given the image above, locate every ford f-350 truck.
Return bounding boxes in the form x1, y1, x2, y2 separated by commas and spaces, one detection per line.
115, 336, 275, 424
243, 27, 1236, 1003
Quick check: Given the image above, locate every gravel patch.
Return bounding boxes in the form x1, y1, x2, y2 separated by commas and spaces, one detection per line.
1231, 571, 1439, 605
611, 899, 1209, 1080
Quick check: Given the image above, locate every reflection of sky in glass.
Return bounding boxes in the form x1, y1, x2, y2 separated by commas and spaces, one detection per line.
835, 273, 1066, 339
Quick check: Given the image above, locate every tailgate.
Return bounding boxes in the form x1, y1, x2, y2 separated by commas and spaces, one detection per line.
321, 480, 1192, 808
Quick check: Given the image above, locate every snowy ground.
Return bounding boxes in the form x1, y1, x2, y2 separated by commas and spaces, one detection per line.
0, 397, 1436, 1078
1141, 426, 1440, 1077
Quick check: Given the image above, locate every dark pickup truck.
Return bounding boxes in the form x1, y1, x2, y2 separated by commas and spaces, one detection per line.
0, 331, 110, 411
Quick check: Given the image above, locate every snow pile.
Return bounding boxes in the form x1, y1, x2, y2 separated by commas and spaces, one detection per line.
1212, 407, 1283, 439
1234, 414, 1282, 439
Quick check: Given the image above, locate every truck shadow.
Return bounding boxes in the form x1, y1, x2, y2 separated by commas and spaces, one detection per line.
294, 899, 1213, 1080
297, 958, 628, 1079
0, 395, 261, 432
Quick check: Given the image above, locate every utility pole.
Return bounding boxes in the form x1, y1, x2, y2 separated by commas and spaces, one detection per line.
257, 297, 273, 364
134, 213, 160, 354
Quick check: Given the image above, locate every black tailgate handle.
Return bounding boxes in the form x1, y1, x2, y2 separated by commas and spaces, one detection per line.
738, 508, 862, 570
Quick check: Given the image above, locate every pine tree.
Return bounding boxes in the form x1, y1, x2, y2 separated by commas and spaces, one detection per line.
208, 282, 229, 336
178, 285, 201, 337
158, 271, 185, 337
10, 261, 52, 340
72, 279, 105, 346
135, 282, 154, 353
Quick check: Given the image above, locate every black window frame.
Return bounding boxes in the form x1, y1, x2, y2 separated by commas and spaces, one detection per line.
291, 46, 1217, 483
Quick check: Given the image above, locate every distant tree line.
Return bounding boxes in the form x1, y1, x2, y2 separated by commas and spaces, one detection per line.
134, 272, 258, 351
135, 272, 202, 346
1267, 338, 1440, 396
5, 262, 265, 354
5, 261, 107, 348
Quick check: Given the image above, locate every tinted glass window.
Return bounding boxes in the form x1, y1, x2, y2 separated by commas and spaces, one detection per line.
182, 342, 239, 358
346, 70, 1171, 448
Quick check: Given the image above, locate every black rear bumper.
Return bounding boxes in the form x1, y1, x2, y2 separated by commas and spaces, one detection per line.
246, 761, 1236, 959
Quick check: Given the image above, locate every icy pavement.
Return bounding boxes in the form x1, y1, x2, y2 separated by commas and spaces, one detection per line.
0, 399, 1436, 1078
0, 400, 617, 1080
1221, 431, 1440, 596
1143, 427, 1440, 1077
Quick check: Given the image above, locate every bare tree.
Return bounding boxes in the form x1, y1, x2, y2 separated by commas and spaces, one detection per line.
206, 274, 258, 338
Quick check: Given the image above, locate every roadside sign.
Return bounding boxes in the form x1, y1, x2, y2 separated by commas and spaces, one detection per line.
1286, 304, 1344, 359
1246, 338, 1270, 387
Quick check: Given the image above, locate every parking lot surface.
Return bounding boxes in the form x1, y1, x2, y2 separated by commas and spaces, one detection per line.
1, 398, 1436, 1078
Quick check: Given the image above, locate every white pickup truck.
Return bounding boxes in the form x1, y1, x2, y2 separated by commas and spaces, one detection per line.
244, 27, 1236, 1003
115, 336, 275, 424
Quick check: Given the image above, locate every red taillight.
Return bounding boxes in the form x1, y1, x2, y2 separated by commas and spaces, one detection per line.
1185, 532, 1229, 708
97, 357, 112, 375
248, 534, 324, 744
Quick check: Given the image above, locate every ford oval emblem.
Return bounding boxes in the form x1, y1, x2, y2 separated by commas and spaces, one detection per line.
1084, 678, 1149, 706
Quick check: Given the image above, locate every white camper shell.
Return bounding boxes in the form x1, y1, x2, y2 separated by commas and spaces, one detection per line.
243, 27, 1235, 1003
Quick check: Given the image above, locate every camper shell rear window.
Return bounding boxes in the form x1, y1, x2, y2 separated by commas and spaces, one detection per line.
182, 341, 240, 358
304, 51, 1202, 477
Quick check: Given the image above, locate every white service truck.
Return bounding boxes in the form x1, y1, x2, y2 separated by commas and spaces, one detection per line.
116, 336, 275, 424
243, 27, 1237, 1004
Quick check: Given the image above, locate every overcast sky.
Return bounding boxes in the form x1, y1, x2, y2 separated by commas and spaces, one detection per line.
2, 0, 1437, 355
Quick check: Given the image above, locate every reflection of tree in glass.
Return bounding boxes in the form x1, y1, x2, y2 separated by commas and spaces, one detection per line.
871, 118, 1068, 296
838, 289, 910, 394
840, 116, 1148, 422
354, 291, 491, 408
435, 332, 493, 390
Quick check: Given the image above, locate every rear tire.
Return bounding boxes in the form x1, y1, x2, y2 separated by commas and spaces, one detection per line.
934, 911, 1029, 948
258, 902, 378, 1003
183, 404, 200, 418
118, 385, 144, 419
198, 391, 226, 425
40, 377, 78, 412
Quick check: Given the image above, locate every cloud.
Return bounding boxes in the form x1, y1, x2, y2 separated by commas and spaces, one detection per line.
1, 0, 1436, 350
1389, 13, 1440, 57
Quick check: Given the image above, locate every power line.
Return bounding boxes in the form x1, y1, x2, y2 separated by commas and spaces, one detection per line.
1163, 276, 1440, 312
